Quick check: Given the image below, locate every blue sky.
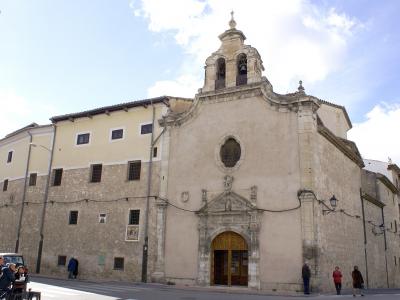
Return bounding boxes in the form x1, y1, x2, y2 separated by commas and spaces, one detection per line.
0, 0, 399, 163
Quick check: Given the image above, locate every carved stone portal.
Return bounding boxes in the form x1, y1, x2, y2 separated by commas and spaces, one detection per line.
196, 179, 262, 289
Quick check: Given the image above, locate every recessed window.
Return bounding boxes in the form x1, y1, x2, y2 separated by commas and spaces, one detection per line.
128, 161, 141, 181
140, 124, 153, 135
99, 213, 107, 223
69, 211, 78, 225
58, 255, 67, 266
395, 256, 397, 266
220, 138, 241, 168
76, 133, 90, 145
3, 179, 8, 191
153, 147, 158, 158
395, 220, 398, 233
111, 129, 124, 140
29, 173, 37, 186
129, 209, 140, 225
7, 151, 13, 163
90, 164, 102, 183
52, 169, 63, 186
114, 257, 124, 270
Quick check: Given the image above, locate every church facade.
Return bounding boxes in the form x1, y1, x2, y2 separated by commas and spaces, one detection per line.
1, 17, 400, 293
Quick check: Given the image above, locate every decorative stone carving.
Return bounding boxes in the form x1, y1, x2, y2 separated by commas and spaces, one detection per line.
196, 179, 262, 289
181, 191, 189, 203
201, 189, 207, 206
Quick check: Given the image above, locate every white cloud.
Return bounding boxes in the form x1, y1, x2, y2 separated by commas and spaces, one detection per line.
131, 0, 361, 97
0, 89, 55, 139
348, 103, 400, 164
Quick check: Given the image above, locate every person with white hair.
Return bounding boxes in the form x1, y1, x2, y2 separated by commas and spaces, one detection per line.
0, 263, 16, 295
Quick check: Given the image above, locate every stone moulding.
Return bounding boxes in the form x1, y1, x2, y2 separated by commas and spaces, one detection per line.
196, 189, 262, 289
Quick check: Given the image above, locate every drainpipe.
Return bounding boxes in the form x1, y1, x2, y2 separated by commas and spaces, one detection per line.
36, 124, 56, 273
15, 131, 33, 253
381, 206, 389, 288
360, 188, 369, 288
142, 99, 156, 282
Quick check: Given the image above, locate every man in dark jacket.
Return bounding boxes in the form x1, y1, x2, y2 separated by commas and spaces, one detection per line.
0, 263, 16, 294
67, 257, 77, 279
302, 262, 311, 294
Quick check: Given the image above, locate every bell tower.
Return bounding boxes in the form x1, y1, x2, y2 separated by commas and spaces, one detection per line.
202, 12, 265, 93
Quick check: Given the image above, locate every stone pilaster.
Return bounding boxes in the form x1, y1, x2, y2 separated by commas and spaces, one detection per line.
248, 211, 260, 289
151, 127, 171, 283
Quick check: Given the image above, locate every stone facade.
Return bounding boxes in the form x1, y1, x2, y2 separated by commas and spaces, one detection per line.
1, 17, 400, 294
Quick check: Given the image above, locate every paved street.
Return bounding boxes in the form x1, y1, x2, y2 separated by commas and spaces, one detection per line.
27, 277, 400, 300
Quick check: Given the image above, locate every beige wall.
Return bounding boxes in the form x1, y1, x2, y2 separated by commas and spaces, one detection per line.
317, 104, 349, 139
314, 133, 364, 292
164, 95, 303, 289
52, 105, 165, 169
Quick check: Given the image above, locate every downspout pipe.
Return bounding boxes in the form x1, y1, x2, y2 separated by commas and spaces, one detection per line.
142, 100, 156, 283
360, 188, 369, 288
36, 124, 56, 273
15, 131, 33, 253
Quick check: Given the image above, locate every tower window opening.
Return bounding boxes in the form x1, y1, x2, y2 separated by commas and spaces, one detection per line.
215, 58, 226, 90
236, 54, 247, 86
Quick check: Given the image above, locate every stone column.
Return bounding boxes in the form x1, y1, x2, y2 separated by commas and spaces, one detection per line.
151, 126, 170, 283
197, 215, 209, 286
248, 211, 261, 290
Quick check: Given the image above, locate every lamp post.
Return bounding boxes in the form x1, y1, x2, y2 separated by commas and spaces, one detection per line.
30, 140, 55, 274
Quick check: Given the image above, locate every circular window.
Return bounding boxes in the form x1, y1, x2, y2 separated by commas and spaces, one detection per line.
220, 138, 241, 168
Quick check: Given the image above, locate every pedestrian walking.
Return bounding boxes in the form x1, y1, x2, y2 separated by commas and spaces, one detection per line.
67, 257, 77, 279
302, 261, 311, 295
332, 266, 342, 295
351, 265, 364, 297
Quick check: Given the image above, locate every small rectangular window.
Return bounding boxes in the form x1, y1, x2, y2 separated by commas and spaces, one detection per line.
153, 147, 158, 158
58, 255, 67, 266
3, 179, 8, 191
7, 151, 13, 163
90, 164, 102, 182
69, 210, 78, 225
114, 257, 124, 270
395, 220, 398, 233
128, 161, 141, 181
395, 256, 397, 266
53, 169, 63, 186
99, 213, 107, 223
29, 173, 37, 186
129, 209, 140, 225
111, 129, 124, 140
140, 124, 153, 135
76, 133, 90, 145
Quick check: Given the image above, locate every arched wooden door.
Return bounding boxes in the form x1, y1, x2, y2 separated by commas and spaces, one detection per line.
211, 231, 248, 286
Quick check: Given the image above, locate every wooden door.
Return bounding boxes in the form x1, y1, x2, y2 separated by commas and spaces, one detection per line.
211, 231, 248, 286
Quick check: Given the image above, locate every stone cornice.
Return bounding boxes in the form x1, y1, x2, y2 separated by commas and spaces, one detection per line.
160, 81, 320, 127
388, 163, 400, 175
362, 192, 385, 208
317, 125, 364, 168
377, 173, 399, 194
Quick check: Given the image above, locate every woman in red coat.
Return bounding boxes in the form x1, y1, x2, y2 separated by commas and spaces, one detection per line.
332, 266, 343, 295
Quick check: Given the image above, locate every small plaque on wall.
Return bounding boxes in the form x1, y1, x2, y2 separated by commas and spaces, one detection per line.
126, 225, 140, 241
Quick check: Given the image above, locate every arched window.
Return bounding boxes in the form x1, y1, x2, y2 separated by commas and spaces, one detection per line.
220, 138, 241, 168
215, 58, 226, 90
236, 54, 247, 86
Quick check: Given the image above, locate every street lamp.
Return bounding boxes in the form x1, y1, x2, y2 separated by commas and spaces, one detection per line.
321, 195, 338, 215
30, 142, 54, 273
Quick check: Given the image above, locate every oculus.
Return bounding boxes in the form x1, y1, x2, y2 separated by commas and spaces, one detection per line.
220, 138, 241, 168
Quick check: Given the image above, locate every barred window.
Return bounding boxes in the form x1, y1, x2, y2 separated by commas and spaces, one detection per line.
53, 169, 63, 186
140, 124, 153, 135
90, 164, 102, 183
69, 211, 78, 225
220, 138, 241, 168
29, 173, 37, 186
153, 147, 158, 158
77, 133, 90, 145
58, 255, 67, 266
3, 179, 8, 191
128, 161, 141, 181
129, 209, 140, 225
111, 129, 124, 140
7, 151, 13, 163
114, 257, 124, 270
